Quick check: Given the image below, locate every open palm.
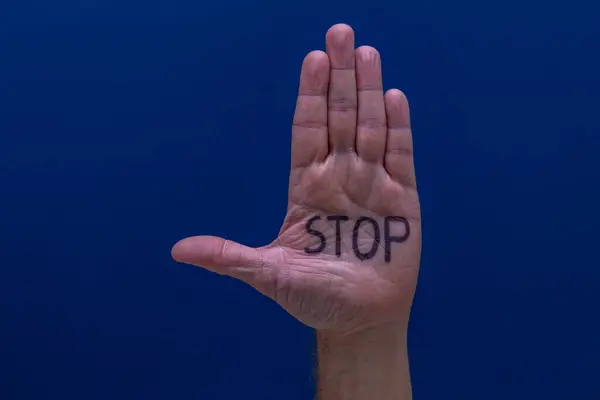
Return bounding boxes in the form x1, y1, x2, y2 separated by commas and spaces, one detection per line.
172, 24, 421, 336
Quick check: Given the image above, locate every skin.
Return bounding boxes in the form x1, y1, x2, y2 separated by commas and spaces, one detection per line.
172, 23, 421, 400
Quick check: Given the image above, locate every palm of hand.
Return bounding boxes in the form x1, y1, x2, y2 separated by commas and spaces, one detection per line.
173, 24, 421, 335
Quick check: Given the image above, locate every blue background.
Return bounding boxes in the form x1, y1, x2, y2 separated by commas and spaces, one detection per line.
1, 1, 599, 399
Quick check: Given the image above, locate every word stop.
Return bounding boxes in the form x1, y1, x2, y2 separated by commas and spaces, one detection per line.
304, 216, 410, 263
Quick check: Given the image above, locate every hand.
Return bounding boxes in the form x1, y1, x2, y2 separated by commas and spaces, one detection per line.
172, 23, 421, 336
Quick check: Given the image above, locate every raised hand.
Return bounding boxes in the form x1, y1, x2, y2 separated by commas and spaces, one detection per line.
172, 24, 421, 337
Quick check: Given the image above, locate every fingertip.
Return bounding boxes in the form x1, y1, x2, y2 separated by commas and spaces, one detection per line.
170, 235, 218, 264
299, 50, 330, 95
355, 45, 380, 63
303, 49, 329, 65
171, 237, 193, 263
326, 24, 355, 69
384, 88, 407, 103
385, 89, 410, 128
326, 23, 355, 39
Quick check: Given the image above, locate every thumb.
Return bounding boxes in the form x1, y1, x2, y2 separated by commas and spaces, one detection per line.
171, 235, 271, 284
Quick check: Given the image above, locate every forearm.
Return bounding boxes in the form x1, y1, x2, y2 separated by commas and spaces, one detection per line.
316, 322, 412, 400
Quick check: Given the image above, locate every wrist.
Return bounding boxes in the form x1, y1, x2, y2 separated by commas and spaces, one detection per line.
317, 323, 408, 360
316, 322, 412, 400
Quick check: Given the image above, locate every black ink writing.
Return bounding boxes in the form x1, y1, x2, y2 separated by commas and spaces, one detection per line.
327, 215, 349, 256
352, 217, 380, 260
384, 216, 409, 263
304, 216, 327, 253
303, 215, 410, 262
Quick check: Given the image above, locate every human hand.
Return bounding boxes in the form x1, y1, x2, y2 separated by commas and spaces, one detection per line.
172, 23, 421, 337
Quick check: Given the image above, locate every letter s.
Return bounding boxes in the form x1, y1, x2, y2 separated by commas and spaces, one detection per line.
305, 216, 326, 254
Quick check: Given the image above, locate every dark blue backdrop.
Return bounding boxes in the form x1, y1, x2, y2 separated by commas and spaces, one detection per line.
1, 1, 599, 399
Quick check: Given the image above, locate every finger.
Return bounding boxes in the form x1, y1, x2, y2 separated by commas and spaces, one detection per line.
355, 46, 386, 163
325, 24, 357, 153
172, 236, 271, 285
291, 51, 330, 169
384, 89, 416, 187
